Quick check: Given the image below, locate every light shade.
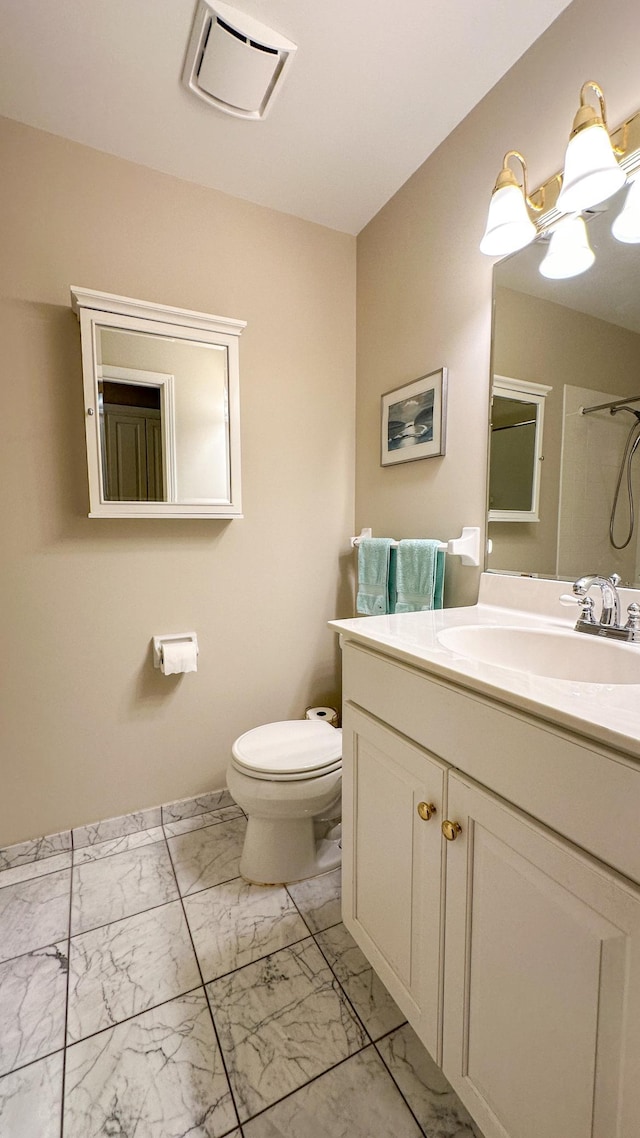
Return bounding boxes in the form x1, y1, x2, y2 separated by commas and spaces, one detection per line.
480, 183, 537, 256
556, 125, 625, 214
612, 177, 640, 243
539, 216, 595, 279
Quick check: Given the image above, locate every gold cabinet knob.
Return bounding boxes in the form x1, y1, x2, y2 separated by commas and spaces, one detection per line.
442, 819, 462, 841
417, 801, 437, 821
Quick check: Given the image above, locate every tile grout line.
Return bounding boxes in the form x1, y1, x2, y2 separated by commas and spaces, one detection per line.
66, 894, 183, 944
0, 934, 75, 972
2, 832, 426, 1135
0, 796, 240, 883
162, 826, 243, 1136
62, 813, 247, 940
282, 879, 431, 1136
63, 985, 205, 1051
371, 1031, 432, 1138
163, 838, 363, 1128
0, 792, 235, 878
297, 901, 427, 1135
200, 926, 314, 985
0, 857, 73, 892
72, 832, 166, 865
0, 887, 186, 969
284, 883, 375, 1049
59, 833, 76, 1138
57, 857, 291, 974
69, 805, 244, 868
232, 1042, 386, 1129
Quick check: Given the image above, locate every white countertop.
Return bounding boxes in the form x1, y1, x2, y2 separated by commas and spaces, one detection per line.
330, 573, 640, 761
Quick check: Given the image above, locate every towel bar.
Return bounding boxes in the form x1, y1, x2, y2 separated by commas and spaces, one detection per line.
350, 526, 482, 567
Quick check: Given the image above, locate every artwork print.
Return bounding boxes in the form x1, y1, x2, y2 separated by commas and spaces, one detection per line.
381, 368, 447, 466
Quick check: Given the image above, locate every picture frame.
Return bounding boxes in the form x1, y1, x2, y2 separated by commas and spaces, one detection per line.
381, 367, 447, 466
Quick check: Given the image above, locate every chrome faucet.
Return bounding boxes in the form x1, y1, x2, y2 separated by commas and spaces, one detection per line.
572, 574, 621, 627
560, 573, 640, 642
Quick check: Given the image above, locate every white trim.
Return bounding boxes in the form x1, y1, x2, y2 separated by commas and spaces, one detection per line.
70, 286, 246, 338
491, 375, 552, 399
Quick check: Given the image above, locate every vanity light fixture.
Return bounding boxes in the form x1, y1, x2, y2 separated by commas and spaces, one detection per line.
539, 215, 595, 280
555, 81, 626, 213
480, 82, 640, 260
612, 176, 640, 243
479, 151, 541, 256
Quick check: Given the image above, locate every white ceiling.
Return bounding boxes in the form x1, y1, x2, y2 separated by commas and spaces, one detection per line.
0, 0, 572, 234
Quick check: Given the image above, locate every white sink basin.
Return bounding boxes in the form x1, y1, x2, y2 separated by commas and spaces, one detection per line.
437, 624, 640, 684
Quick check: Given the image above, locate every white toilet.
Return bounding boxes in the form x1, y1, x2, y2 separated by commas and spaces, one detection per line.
227, 719, 342, 885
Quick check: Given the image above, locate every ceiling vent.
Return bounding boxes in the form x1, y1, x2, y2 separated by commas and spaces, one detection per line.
182, 0, 297, 121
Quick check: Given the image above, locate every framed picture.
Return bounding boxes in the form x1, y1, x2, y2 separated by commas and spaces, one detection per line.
381, 367, 447, 466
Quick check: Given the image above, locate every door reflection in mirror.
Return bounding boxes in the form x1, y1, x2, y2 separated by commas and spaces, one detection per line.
99, 377, 164, 502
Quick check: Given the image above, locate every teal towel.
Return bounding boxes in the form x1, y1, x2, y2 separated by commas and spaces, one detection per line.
356, 538, 394, 615
393, 540, 445, 612
434, 547, 445, 609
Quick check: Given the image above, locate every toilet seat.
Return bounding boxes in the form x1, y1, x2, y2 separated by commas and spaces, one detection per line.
231, 720, 342, 782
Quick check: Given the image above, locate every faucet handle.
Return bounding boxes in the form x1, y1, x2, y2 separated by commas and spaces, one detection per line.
626, 602, 640, 630
559, 594, 596, 622
610, 573, 622, 587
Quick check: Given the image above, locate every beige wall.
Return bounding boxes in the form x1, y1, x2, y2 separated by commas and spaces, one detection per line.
355, 0, 640, 609
0, 116, 355, 847
490, 287, 640, 574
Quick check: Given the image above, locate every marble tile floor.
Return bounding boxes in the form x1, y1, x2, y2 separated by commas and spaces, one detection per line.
0, 798, 481, 1138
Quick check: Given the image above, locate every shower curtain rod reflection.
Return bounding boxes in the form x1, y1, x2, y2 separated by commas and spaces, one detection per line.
581, 393, 640, 415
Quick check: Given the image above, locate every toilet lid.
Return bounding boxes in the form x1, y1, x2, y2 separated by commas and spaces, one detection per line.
232, 720, 342, 777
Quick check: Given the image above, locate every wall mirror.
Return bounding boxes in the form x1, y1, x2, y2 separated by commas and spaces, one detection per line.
71, 288, 245, 518
487, 176, 640, 585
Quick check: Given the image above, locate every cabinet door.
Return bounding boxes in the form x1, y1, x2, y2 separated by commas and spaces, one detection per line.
342, 701, 446, 1060
443, 772, 640, 1138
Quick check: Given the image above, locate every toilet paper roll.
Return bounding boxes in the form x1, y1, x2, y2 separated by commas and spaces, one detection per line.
161, 640, 198, 675
305, 706, 339, 727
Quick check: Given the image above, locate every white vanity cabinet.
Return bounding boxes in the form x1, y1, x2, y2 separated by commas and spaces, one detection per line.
341, 703, 446, 1061
443, 771, 640, 1138
339, 638, 640, 1138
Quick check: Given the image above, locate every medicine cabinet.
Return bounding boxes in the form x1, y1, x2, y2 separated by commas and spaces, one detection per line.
488, 375, 551, 522
71, 287, 245, 518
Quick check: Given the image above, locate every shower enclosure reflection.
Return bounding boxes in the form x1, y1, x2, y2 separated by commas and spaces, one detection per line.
581, 395, 640, 551
487, 180, 640, 585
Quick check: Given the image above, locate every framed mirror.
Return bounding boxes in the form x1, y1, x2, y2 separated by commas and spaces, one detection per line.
487, 178, 640, 585
489, 375, 551, 522
71, 288, 245, 518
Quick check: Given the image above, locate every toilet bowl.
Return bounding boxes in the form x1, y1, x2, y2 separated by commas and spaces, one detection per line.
227, 719, 342, 885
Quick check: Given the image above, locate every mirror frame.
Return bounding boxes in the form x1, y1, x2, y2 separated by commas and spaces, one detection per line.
71, 287, 245, 519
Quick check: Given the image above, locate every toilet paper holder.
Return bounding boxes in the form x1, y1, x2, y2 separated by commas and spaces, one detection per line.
153, 632, 199, 669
